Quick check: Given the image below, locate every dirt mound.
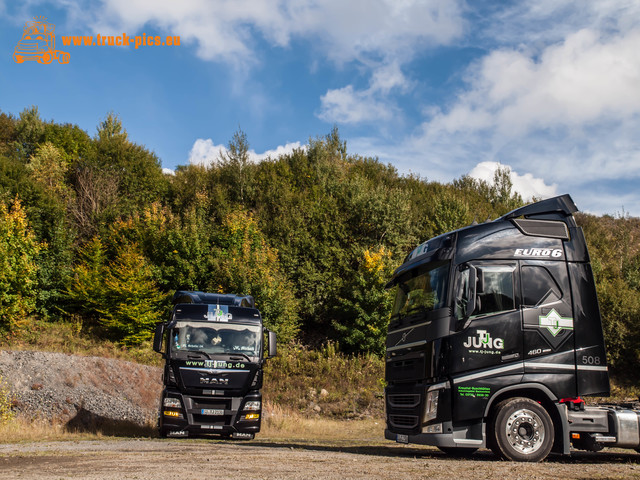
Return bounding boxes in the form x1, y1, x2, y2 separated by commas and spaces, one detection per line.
0, 350, 162, 430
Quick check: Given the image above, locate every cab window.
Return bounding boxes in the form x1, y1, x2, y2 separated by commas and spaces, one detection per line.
475, 265, 515, 317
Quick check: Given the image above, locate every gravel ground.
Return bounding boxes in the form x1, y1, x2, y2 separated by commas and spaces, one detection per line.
0, 350, 161, 428
1, 351, 640, 478
1, 439, 640, 480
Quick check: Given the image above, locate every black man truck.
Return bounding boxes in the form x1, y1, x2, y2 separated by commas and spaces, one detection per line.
153, 291, 276, 439
384, 194, 640, 461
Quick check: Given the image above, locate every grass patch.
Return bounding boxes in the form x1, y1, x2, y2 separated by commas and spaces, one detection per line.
262, 402, 384, 443
0, 416, 155, 443
0, 406, 382, 445
0, 318, 161, 367
263, 342, 385, 419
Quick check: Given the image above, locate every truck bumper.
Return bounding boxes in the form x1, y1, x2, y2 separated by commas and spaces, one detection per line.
159, 389, 262, 438
385, 423, 486, 449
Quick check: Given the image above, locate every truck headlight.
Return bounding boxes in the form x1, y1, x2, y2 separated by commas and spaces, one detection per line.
424, 389, 440, 422
244, 401, 261, 411
163, 397, 181, 408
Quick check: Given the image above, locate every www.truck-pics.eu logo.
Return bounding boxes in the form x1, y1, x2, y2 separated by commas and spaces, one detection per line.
464, 329, 504, 354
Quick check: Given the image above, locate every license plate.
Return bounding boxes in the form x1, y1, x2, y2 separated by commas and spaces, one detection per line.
201, 409, 224, 416
396, 434, 409, 444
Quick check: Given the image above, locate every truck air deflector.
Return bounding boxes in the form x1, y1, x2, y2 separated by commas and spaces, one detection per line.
512, 219, 570, 240
499, 194, 578, 221
173, 290, 255, 308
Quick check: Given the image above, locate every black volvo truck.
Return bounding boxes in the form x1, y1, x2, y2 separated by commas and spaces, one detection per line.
153, 291, 276, 439
384, 194, 640, 461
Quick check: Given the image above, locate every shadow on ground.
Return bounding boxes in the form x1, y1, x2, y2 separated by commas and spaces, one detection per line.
225, 439, 640, 464
64, 407, 156, 437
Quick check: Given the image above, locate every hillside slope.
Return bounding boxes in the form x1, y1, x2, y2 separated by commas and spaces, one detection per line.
0, 350, 161, 431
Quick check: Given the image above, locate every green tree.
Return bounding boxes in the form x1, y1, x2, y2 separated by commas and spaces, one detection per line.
64, 236, 109, 325
219, 129, 251, 203
66, 237, 166, 344
332, 246, 396, 355
14, 106, 45, 161
96, 245, 167, 345
0, 198, 42, 331
212, 210, 300, 342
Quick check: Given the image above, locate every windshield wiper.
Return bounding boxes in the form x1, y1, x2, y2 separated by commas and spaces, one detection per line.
187, 350, 212, 360
228, 353, 252, 362
405, 304, 429, 316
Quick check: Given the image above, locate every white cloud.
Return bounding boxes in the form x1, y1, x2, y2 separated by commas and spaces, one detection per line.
477, 0, 640, 47
403, 17, 640, 214
188, 139, 228, 167
318, 85, 395, 124
318, 61, 410, 124
428, 28, 640, 137
468, 161, 557, 201
188, 138, 302, 167
81, 0, 464, 66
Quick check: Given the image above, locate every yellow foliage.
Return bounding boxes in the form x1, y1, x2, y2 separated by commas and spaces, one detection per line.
0, 377, 14, 424
362, 246, 391, 275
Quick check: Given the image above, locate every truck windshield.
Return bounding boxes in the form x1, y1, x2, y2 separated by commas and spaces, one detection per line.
391, 262, 449, 318
170, 321, 261, 358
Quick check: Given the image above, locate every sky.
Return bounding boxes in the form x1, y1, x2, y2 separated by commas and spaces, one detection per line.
1, 0, 639, 217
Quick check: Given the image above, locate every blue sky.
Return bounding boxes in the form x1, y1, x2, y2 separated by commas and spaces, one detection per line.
1, 0, 639, 216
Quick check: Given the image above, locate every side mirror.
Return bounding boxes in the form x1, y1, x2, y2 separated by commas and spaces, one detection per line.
267, 330, 277, 358
465, 266, 477, 318
476, 266, 484, 295
153, 322, 165, 355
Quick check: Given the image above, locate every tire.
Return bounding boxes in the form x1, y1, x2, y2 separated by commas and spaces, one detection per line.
490, 397, 554, 462
57, 52, 70, 64
438, 446, 478, 457
38, 52, 53, 64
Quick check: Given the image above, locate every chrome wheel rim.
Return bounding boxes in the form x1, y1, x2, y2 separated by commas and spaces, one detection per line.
504, 408, 545, 455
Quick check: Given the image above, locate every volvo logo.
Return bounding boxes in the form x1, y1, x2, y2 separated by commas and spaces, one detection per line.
395, 328, 414, 346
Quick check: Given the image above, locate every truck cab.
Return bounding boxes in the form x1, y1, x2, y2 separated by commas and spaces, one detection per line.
383, 194, 635, 461
154, 291, 276, 439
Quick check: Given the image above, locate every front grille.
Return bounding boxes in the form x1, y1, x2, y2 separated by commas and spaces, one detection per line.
190, 397, 229, 410
191, 414, 231, 425
388, 394, 420, 408
389, 414, 419, 429
391, 359, 415, 370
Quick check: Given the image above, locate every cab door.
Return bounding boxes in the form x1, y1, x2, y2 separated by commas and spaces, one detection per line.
449, 263, 524, 423
520, 261, 577, 397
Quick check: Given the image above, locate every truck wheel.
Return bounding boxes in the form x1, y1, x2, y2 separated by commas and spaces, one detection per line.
38, 52, 53, 64
438, 446, 478, 457
490, 397, 554, 462
57, 52, 70, 64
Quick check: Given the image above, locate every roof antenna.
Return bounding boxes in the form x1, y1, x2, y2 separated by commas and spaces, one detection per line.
470, 216, 478, 226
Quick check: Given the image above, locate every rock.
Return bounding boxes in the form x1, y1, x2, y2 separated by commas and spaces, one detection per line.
0, 350, 162, 428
